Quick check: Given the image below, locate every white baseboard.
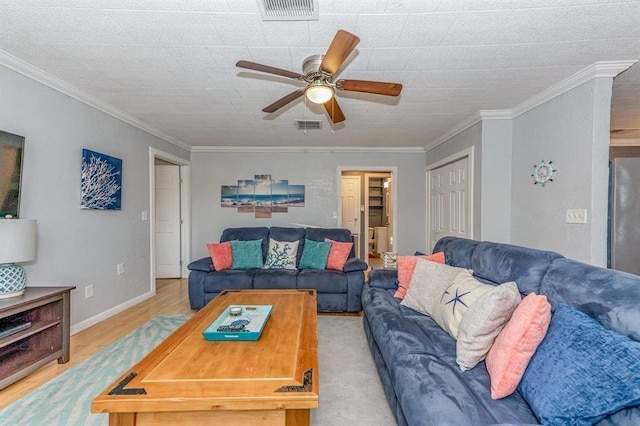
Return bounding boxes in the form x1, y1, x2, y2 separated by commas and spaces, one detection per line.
70, 290, 156, 335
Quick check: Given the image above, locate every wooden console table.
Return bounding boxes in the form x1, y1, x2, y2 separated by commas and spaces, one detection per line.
0, 286, 75, 390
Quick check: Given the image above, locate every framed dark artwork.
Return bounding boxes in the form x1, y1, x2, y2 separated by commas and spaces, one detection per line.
81, 149, 122, 210
0, 131, 25, 218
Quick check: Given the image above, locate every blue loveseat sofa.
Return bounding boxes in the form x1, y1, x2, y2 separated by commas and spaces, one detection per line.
363, 236, 640, 425
188, 226, 367, 312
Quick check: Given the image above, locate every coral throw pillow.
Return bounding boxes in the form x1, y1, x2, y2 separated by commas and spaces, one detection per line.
394, 252, 445, 299
325, 238, 353, 271
486, 293, 551, 399
207, 241, 233, 271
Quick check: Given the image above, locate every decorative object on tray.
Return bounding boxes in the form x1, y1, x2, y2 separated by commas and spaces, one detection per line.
0, 218, 37, 298
531, 160, 556, 187
81, 149, 122, 210
382, 252, 398, 269
202, 305, 273, 341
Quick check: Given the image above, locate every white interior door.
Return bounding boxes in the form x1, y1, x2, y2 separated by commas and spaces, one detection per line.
428, 156, 470, 250
341, 176, 361, 257
155, 165, 181, 278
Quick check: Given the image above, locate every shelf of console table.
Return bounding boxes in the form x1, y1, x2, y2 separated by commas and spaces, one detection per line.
0, 286, 75, 390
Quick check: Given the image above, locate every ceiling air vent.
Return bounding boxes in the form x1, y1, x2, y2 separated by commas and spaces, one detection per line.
257, 0, 319, 21
294, 119, 322, 130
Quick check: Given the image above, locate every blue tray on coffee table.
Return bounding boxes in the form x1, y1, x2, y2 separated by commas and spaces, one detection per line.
202, 304, 273, 341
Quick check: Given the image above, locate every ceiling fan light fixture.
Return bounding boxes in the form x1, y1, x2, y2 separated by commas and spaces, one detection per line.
305, 82, 334, 104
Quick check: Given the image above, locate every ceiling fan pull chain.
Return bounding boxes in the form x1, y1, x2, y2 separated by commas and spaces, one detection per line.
304, 96, 308, 135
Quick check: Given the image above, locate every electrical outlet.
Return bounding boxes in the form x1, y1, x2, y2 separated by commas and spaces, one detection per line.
85, 285, 93, 299
141, 211, 148, 221
117, 263, 125, 275
566, 209, 588, 224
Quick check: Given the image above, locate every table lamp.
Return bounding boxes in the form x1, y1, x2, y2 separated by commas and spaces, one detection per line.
0, 218, 37, 299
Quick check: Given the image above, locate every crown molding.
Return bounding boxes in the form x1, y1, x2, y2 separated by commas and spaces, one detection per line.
511, 60, 636, 118
0, 49, 191, 152
426, 112, 482, 152
191, 145, 426, 153
428, 60, 637, 151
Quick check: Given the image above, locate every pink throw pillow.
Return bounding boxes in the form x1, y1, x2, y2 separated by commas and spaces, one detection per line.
485, 293, 552, 399
325, 238, 353, 271
393, 252, 445, 299
207, 241, 233, 271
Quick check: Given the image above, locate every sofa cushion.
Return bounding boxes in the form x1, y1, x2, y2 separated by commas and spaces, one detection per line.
297, 269, 348, 293
231, 239, 264, 269
433, 236, 480, 269
519, 303, 640, 425
299, 239, 331, 269
207, 242, 233, 271
221, 227, 270, 259
268, 227, 306, 265
202, 270, 256, 293
400, 259, 470, 316
486, 293, 551, 399
362, 286, 539, 426
253, 269, 298, 289
471, 241, 563, 294
264, 239, 299, 269
540, 258, 640, 341
394, 252, 445, 299
456, 281, 521, 371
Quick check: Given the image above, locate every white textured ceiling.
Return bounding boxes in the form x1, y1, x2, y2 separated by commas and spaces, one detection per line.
0, 0, 639, 148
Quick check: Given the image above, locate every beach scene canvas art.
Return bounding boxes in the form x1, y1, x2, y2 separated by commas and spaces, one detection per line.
220, 175, 304, 218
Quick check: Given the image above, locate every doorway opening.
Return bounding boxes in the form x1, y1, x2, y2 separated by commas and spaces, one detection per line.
149, 148, 190, 293
338, 168, 396, 268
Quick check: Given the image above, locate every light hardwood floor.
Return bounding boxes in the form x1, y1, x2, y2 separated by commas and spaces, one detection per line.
0, 278, 193, 409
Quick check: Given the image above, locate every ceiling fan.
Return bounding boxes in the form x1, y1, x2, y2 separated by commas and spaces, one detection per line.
236, 30, 403, 124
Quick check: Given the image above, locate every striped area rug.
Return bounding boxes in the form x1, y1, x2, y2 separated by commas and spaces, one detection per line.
0, 315, 190, 426
0, 315, 395, 426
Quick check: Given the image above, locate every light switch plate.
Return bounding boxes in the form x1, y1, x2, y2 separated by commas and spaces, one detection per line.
566, 209, 587, 224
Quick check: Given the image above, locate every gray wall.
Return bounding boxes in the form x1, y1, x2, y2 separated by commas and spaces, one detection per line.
425, 122, 483, 240
480, 119, 512, 243
191, 150, 427, 259
510, 78, 613, 265
0, 65, 190, 328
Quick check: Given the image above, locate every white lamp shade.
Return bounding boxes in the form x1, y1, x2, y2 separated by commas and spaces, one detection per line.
0, 219, 37, 264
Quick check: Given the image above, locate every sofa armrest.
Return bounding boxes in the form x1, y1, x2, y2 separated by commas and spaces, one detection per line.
367, 269, 399, 290
188, 257, 214, 273
343, 258, 368, 273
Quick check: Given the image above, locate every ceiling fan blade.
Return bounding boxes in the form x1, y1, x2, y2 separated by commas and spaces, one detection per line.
320, 30, 360, 75
323, 98, 346, 123
337, 79, 403, 96
262, 90, 305, 113
236, 60, 304, 80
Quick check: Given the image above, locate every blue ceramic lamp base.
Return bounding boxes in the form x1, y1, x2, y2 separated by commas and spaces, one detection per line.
0, 263, 26, 299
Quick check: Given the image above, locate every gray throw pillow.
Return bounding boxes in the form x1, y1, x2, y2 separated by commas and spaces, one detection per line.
400, 258, 471, 316
264, 239, 299, 269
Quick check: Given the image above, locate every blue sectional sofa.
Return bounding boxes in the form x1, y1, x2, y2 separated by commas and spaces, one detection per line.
363, 236, 640, 425
188, 226, 367, 312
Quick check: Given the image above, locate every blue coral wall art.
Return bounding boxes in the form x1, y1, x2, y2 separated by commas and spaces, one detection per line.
81, 149, 122, 210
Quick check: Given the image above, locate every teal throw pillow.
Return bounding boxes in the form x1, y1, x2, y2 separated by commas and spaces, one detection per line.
230, 239, 264, 269
299, 239, 331, 270
518, 303, 640, 425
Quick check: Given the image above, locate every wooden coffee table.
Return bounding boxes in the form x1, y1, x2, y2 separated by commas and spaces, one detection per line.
92, 289, 318, 426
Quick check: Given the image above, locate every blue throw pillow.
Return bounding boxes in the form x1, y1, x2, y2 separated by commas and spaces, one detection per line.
518, 303, 640, 425
299, 239, 331, 269
230, 239, 263, 269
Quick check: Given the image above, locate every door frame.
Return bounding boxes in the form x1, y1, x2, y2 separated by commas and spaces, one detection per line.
149, 147, 191, 293
337, 166, 398, 263
425, 147, 474, 252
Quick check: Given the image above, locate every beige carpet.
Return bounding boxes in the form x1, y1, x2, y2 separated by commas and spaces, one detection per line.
314, 316, 396, 425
